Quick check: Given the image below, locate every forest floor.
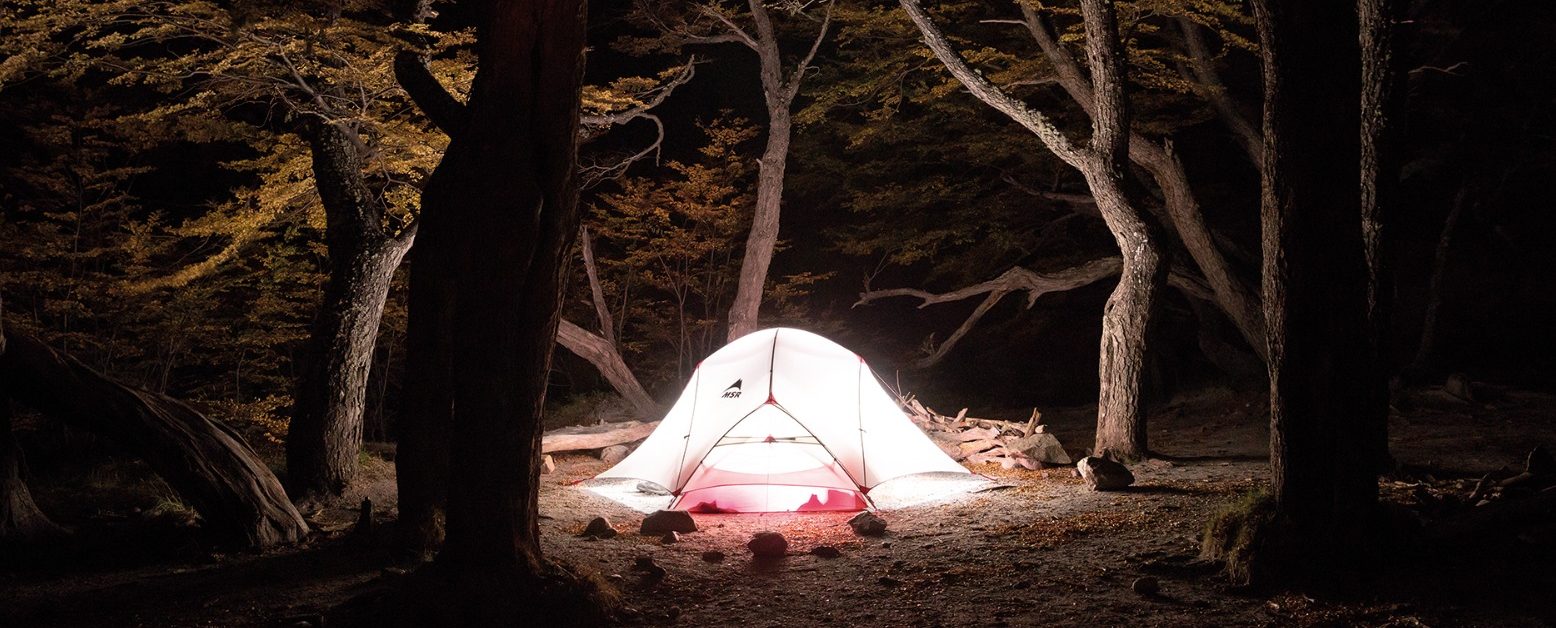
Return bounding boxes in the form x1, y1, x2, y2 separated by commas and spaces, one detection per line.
3, 384, 1555, 627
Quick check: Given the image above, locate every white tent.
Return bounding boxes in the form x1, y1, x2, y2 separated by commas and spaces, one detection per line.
595, 328, 969, 513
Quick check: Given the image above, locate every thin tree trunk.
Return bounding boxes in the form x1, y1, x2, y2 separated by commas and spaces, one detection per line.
0, 332, 308, 548
287, 120, 416, 502
1077, 0, 1164, 462
1252, 0, 1381, 579
1411, 184, 1468, 371
393, 233, 454, 555
1359, 0, 1405, 469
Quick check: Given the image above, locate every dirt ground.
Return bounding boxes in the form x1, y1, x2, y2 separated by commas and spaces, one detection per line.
3, 385, 1554, 627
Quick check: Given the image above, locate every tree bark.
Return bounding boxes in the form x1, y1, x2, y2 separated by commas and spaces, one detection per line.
287, 121, 416, 503
1019, 4, 1266, 360
902, 0, 1164, 461
1252, 0, 1382, 578
723, 0, 832, 343
0, 331, 307, 548
393, 225, 454, 555
1359, 0, 1405, 467
1075, 0, 1164, 462
393, 0, 600, 623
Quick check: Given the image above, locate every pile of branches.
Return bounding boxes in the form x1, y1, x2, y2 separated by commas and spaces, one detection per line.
900, 395, 1073, 471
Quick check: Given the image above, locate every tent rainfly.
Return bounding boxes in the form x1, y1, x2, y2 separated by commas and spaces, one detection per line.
596, 328, 969, 513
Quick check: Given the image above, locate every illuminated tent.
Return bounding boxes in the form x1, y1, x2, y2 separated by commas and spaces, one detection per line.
596, 327, 969, 513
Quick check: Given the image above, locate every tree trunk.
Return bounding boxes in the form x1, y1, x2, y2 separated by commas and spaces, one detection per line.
0, 399, 64, 543
901, 0, 1163, 461
726, 88, 792, 343
1359, 0, 1405, 469
393, 230, 454, 555
393, 1, 605, 624
1411, 184, 1468, 371
1078, 0, 1164, 462
287, 120, 416, 502
0, 331, 308, 548
1250, 0, 1382, 580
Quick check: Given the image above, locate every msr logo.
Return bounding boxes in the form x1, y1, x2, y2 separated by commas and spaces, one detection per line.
721, 379, 743, 398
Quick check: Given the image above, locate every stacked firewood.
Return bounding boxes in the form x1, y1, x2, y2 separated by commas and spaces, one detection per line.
900, 395, 1073, 470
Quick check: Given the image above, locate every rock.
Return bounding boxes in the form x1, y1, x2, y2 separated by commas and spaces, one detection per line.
636, 481, 672, 496
877, 575, 903, 587
1007, 432, 1072, 465
848, 511, 888, 536
640, 510, 697, 535
1078, 456, 1135, 491
700, 550, 726, 563
748, 531, 788, 558
580, 516, 618, 539
599, 444, 630, 466
632, 556, 666, 581
541, 454, 556, 474
810, 545, 841, 558
1132, 576, 1160, 596
661, 531, 679, 544
1444, 373, 1475, 403
1527, 446, 1554, 476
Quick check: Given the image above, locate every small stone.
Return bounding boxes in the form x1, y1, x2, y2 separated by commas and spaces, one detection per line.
1132, 576, 1160, 596
381, 567, 409, 578
636, 481, 672, 496
1077, 456, 1135, 491
541, 454, 556, 474
667, 606, 682, 620
810, 545, 841, 558
748, 531, 788, 558
641, 510, 697, 535
848, 511, 888, 536
632, 555, 666, 579
881, 541, 893, 549
661, 531, 679, 544
600, 444, 630, 466
701, 550, 726, 562
607, 573, 625, 583
580, 516, 618, 539
1444, 373, 1475, 403
877, 575, 903, 587
1007, 432, 1072, 465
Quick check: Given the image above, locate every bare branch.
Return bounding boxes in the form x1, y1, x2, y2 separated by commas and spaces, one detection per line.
784, 1, 834, 102
1177, 18, 1261, 165
579, 225, 617, 347
898, 0, 1086, 168
702, 4, 761, 51
392, 51, 467, 138
579, 59, 696, 140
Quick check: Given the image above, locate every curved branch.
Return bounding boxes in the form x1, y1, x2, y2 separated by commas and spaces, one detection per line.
784, 1, 834, 102
392, 51, 467, 138
898, 0, 1085, 168
856, 257, 1217, 368
1177, 18, 1262, 165
579, 59, 696, 140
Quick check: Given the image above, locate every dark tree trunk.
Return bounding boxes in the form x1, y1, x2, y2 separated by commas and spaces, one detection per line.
286, 120, 415, 502
0, 399, 64, 542
1250, 0, 1383, 580
0, 332, 307, 548
392, 0, 605, 623
1359, 0, 1405, 469
394, 233, 454, 555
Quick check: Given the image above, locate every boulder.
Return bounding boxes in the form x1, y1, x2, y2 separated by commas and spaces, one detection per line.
640, 509, 697, 535
1078, 456, 1135, 491
848, 511, 888, 536
1007, 432, 1072, 465
580, 516, 618, 539
541, 454, 556, 474
748, 531, 789, 558
599, 444, 630, 466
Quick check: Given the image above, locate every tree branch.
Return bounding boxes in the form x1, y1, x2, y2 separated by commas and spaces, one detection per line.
579, 59, 695, 141
1177, 18, 1262, 165
784, 1, 834, 102
392, 51, 467, 138
899, 0, 1085, 168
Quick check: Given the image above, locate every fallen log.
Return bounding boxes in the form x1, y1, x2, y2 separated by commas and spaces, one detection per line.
541, 420, 659, 454
0, 330, 308, 548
